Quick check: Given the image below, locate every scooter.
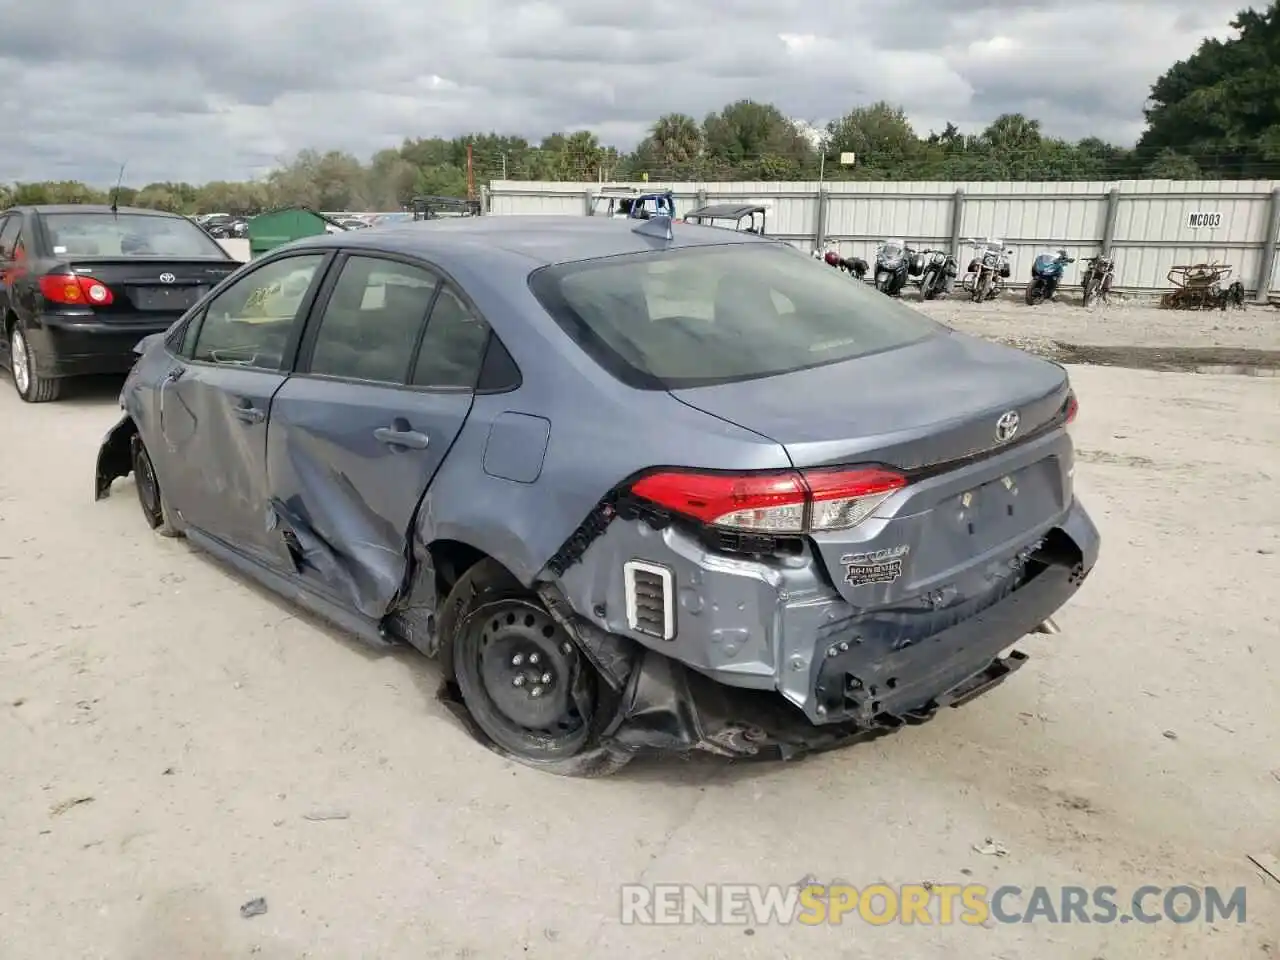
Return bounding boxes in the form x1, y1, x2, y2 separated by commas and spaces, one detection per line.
1026, 248, 1074, 305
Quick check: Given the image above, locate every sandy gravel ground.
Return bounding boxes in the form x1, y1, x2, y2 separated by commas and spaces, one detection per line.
913, 293, 1279, 363
1, 346, 1278, 957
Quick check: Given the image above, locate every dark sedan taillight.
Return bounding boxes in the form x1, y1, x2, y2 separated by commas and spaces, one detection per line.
39, 273, 114, 306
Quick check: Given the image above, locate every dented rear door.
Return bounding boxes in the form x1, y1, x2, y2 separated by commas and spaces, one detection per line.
263, 255, 490, 617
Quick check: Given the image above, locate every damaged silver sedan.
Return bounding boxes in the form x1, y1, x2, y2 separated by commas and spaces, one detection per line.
96, 215, 1099, 776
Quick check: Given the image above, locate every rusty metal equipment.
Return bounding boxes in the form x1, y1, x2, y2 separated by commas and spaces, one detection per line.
1160, 262, 1247, 310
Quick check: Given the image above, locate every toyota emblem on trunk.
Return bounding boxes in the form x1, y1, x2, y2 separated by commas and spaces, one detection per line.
159, 273, 175, 283
995, 410, 1020, 442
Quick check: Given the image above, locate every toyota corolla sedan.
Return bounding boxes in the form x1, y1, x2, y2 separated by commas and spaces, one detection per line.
95, 214, 1099, 776
0, 204, 239, 402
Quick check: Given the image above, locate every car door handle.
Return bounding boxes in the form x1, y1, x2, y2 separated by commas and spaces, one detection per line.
374, 426, 430, 450
232, 401, 265, 424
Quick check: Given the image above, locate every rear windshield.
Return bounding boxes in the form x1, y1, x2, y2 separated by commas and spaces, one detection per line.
39, 212, 229, 259
529, 242, 942, 388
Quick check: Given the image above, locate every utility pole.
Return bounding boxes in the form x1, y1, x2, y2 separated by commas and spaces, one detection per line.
816, 124, 838, 188
466, 143, 475, 199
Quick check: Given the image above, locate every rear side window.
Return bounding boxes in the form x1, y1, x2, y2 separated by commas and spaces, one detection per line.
410, 286, 490, 389
307, 256, 439, 384
38, 212, 228, 259
529, 243, 942, 389
0, 216, 20, 258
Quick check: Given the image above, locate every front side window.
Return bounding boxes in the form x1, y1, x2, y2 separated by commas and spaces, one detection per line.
529, 242, 942, 389
38, 212, 230, 259
308, 256, 439, 384
191, 254, 325, 370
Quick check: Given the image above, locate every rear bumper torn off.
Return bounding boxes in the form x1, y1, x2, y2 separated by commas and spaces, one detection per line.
603, 626, 1032, 761
593, 528, 1093, 760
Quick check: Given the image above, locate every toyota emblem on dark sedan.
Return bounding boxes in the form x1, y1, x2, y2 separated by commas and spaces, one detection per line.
159, 273, 175, 284
995, 410, 1020, 442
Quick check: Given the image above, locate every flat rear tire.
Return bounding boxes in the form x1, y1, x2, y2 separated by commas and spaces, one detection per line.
131, 436, 179, 537
444, 560, 632, 777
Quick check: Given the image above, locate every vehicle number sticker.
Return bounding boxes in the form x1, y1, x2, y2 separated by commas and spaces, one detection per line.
841, 545, 909, 586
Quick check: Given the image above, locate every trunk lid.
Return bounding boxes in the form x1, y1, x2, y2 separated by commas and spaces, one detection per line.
60, 258, 237, 320
670, 331, 1068, 470
671, 331, 1075, 607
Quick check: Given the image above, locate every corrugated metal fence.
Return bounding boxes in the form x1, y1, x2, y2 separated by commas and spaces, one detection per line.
486, 180, 1280, 299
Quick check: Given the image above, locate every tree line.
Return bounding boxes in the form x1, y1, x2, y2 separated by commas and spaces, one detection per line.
3, 2, 1276, 215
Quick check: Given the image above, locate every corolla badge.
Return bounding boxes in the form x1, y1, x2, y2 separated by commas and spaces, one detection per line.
995, 410, 1020, 443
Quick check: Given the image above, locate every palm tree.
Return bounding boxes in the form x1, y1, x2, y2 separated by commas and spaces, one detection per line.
650, 113, 703, 165
558, 131, 605, 181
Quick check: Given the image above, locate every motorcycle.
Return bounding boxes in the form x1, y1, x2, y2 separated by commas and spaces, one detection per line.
1080, 254, 1116, 306
961, 238, 1012, 303
821, 248, 868, 280
1025, 248, 1075, 305
873, 239, 913, 296
917, 249, 958, 300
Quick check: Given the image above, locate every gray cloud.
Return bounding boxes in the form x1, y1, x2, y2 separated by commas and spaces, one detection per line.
0, 0, 1242, 184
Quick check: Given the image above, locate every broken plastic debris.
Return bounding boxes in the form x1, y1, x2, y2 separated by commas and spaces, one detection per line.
240, 897, 268, 919
49, 796, 94, 817
303, 810, 350, 821
1248, 853, 1280, 886
972, 838, 1009, 857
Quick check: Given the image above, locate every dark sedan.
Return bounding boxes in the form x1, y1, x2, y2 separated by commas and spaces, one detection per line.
0, 204, 239, 402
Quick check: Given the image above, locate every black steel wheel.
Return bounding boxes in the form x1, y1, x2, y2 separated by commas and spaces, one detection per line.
472, 601, 590, 753
444, 560, 631, 776
131, 436, 178, 537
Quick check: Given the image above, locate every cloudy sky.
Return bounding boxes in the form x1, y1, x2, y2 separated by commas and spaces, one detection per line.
0, 0, 1244, 186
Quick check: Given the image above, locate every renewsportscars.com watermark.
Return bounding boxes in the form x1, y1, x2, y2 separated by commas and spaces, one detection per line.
620, 883, 1248, 926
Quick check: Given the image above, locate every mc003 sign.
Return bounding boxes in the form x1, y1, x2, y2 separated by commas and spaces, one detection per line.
1186, 211, 1222, 228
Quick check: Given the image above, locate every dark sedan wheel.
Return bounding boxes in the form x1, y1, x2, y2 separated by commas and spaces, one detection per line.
131, 436, 179, 537
444, 560, 631, 777
9, 325, 61, 403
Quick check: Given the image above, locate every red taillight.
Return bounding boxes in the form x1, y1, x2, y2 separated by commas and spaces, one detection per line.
629, 465, 906, 534
39, 273, 113, 306
1064, 391, 1078, 424
630, 470, 808, 532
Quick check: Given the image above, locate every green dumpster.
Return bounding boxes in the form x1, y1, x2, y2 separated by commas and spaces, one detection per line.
247, 208, 336, 258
